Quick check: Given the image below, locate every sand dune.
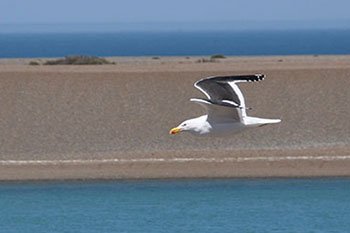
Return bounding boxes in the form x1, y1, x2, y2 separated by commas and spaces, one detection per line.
0, 56, 349, 180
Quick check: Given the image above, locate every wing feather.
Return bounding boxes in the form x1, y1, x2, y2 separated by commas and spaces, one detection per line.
193, 74, 265, 117
190, 98, 243, 123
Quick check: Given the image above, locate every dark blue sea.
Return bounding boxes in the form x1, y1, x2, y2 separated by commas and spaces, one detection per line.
1, 178, 350, 233
1, 30, 350, 58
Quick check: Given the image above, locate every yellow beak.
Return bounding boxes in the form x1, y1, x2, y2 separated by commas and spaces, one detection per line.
169, 127, 181, 135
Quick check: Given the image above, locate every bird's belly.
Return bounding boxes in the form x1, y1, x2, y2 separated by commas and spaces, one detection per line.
208, 122, 246, 136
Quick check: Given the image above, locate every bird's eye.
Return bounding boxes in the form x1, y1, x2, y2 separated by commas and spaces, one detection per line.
183, 124, 187, 126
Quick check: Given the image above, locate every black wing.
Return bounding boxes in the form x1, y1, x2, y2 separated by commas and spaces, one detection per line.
194, 74, 265, 106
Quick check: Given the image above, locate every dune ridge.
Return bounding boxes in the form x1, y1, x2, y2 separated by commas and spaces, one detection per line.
0, 55, 349, 180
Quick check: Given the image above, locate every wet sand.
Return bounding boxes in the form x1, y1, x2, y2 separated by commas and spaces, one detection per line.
0, 55, 349, 180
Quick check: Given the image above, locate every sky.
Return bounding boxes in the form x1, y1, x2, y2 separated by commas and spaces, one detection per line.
1, 0, 350, 31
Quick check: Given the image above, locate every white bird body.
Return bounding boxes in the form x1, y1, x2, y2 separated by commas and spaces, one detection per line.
170, 74, 281, 136
180, 115, 280, 136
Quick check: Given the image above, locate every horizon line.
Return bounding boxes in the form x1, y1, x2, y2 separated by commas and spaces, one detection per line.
1, 20, 350, 33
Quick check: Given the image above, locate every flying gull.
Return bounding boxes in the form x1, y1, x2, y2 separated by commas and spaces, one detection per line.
169, 74, 281, 136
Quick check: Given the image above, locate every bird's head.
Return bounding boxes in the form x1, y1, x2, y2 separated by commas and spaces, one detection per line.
169, 118, 205, 135
169, 120, 192, 135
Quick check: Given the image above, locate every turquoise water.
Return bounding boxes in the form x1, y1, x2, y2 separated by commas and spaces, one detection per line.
1, 30, 350, 58
1, 179, 350, 233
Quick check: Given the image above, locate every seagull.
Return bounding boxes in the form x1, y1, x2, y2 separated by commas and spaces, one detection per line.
169, 74, 281, 136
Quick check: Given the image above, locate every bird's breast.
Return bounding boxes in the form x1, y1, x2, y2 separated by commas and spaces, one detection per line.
200, 122, 246, 136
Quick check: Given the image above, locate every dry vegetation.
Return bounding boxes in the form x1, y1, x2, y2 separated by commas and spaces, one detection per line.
44, 55, 115, 65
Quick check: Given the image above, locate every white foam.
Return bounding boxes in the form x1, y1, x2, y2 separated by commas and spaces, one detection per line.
1, 155, 350, 165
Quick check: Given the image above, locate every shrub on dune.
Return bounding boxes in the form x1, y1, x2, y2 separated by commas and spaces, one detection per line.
44, 55, 115, 65
210, 54, 226, 59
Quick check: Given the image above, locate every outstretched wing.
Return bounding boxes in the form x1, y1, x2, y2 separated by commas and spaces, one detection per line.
194, 74, 265, 105
190, 98, 243, 123
194, 74, 265, 117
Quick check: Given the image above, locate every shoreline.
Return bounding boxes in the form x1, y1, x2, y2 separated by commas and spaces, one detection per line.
1, 147, 350, 181
0, 55, 349, 180
2, 157, 350, 181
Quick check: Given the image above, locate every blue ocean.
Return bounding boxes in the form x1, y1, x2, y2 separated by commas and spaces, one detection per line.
1, 30, 350, 58
1, 178, 350, 233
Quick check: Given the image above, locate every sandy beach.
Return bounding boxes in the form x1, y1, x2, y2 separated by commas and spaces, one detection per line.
0, 55, 349, 180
